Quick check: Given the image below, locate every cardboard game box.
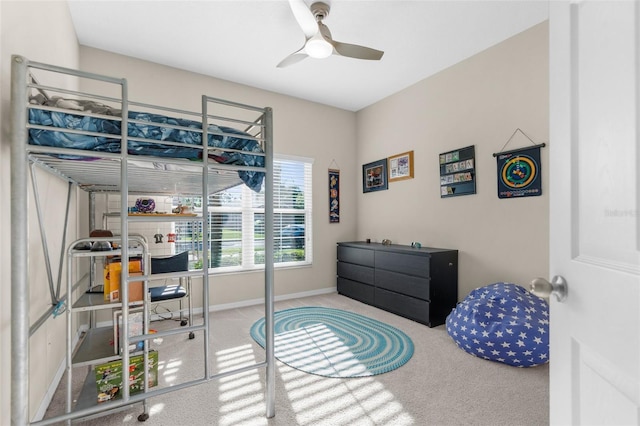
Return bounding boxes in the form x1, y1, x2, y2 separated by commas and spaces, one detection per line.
103, 258, 144, 303
95, 350, 158, 403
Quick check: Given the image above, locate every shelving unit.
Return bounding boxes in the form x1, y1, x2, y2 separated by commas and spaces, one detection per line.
65, 235, 154, 419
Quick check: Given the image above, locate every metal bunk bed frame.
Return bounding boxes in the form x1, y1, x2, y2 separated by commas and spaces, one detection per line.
10, 55, 276, 425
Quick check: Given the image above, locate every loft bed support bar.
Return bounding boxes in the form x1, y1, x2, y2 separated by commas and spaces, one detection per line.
203, 95, 267, 113
32, 375, 214, 426
200, 95, 212, 381
262, 105, 275, 418
28, 83, 121, 107
30, 162, 73, 305
206, 113, 265, 135
25, 57, 124, 85
11, 54, 32, 426
29, 157, 79, 184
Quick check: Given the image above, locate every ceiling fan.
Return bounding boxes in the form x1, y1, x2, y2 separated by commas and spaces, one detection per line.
277, 0, 384, 68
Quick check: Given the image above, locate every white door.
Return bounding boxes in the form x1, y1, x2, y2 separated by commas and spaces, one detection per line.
548, 1, 640, 424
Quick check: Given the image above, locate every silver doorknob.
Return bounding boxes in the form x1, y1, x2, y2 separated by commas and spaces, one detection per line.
529, 275, 568, 302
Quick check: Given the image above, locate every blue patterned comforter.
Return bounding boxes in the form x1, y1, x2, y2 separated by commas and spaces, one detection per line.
28, 96, 265, 192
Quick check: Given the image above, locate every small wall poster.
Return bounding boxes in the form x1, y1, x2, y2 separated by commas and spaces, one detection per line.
496, 146, 542, 198
439, 145, 476, 198
329, 169, 340, 223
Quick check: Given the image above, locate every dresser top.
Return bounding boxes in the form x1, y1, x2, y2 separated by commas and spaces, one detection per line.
337, 241, 457, 255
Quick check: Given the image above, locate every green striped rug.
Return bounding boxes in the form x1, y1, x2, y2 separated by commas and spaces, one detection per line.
250, 306, 414, 378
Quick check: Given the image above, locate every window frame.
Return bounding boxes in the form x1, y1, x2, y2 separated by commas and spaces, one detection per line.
173, 154, 313, 273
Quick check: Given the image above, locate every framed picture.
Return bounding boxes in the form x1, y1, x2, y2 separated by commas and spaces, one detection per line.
388, 151, 414, 182
362, 159, 388, 193
439, 145, 476, 198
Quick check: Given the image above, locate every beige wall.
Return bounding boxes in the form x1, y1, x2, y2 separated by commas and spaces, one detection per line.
356, 21, 549, 300
77, 47, 358, 307
0, 1, 80, 423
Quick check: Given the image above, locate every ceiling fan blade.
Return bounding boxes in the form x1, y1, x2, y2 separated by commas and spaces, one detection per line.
288, 0, 318, 38
277, 50, 309, 68
332, 41, 384, 61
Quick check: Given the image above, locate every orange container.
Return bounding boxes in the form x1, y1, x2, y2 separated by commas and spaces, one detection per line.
104, 259, 143, 303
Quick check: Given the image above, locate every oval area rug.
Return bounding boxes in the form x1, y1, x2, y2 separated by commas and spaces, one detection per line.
250, 306, 414, 377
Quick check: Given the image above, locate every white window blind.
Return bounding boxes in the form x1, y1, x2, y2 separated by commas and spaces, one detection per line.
173, 156, 313, 271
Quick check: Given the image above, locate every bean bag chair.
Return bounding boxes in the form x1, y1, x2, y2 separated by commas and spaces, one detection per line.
445, 282, 549, 367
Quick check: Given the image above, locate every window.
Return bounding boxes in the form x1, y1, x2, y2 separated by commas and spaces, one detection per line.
174, 155, 312, 272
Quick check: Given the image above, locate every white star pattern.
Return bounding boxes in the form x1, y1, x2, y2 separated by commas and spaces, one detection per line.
445, 282, 550, 367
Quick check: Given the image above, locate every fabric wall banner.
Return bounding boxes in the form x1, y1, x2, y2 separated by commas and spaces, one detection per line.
329, 169, 340, 223
496, 146, 542, 199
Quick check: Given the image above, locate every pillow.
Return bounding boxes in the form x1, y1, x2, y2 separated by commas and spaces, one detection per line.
30, 94, 121, 116
446, 282, 549, 367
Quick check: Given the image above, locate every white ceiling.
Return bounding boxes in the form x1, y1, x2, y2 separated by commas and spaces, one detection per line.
68, 0, 549, 112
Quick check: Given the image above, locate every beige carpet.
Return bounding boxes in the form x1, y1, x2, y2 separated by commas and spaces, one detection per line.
44, 292, 549, 425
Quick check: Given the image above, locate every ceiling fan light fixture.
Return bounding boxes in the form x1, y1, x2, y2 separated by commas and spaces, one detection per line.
279, 0, 383, 67
306, 38, 333, 59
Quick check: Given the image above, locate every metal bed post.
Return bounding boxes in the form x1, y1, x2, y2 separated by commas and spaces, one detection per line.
89, 192, 96, 329
201, 96, 211, 380
263, 107, 275, 418
10, 54, 30, 426
118, 77, 134, 406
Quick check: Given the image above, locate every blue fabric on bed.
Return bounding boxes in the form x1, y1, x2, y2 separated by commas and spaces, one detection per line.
28, 108, 265, 192
446, 282, 549, 367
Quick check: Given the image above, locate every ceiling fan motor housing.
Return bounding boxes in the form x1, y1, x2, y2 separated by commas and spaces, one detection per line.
311, 2, 330, 20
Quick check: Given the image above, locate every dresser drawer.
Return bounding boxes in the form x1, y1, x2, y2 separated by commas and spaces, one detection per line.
338, 246, 374, 267
375, 251, 430, 278
337, 261, 374, 285
375, 269, 430, 301
375, 288, 430, 325
338, 277, 375, 305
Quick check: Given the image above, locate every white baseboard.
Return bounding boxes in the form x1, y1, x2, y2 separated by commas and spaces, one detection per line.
209, 286, 336, 312
33, 325, 88, 422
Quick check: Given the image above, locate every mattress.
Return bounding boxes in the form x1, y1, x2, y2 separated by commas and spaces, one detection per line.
27, 95, 265, 192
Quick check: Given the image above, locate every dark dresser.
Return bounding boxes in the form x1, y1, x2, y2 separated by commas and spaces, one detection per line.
337, 241, 458, 327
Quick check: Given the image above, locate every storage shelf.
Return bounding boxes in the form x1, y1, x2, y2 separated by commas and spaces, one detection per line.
104, 211, 202, 223
126, 215, 202, 223
73, 327, 118, 367
128, 213, 198, 217
73, 292, 118, 312
72, 291, 143, 312
70, 248, 144, 258
74, 370, 143, 418
75, 370, 100, 412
